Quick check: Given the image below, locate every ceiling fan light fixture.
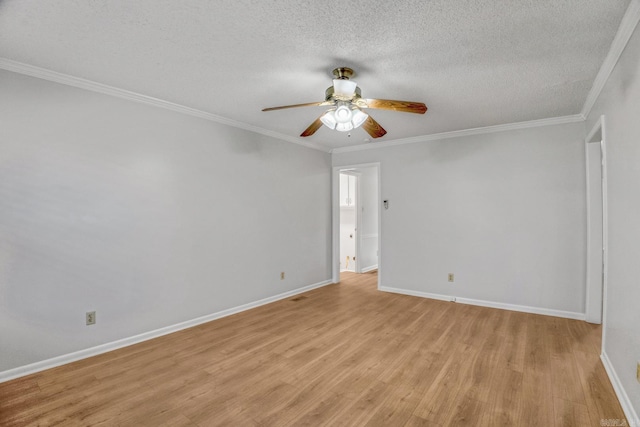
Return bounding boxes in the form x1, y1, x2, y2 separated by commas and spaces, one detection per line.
335, 122, 354, 132
262, 66, 426, 139
333, 79, 357, 98
334, 103, 353, 124
320, 109, 337, 129
320, 104, 367, 133
351, 108, 368, 128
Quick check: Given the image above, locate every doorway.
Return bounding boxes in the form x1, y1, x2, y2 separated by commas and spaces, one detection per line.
585, 115, 608, 329
339, 172, 358, 272
333, 163, 381, 287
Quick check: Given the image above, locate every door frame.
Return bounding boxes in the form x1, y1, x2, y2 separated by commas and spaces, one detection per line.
332, 163, 381, 288
585, 115, 608, 348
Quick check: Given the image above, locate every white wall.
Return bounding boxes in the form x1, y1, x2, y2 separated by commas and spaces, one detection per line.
333, 122, 587, 315
586, 14, 640, 417
0, 70, 332, 373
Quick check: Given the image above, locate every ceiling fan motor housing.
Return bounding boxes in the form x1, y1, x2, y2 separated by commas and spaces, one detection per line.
332, 67, 354, 80
325, 85, 361, 102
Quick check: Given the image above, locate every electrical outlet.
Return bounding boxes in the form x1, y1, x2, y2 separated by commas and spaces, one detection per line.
86, 311, 96, 326
280, 272, 285, 280
448, 273, 454, 282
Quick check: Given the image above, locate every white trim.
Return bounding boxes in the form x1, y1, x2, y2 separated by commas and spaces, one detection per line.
585, 116, 608, 327
0, 57, 594, 155
601, 352, 640, 427
601, 117, 610, 349
379, 286, 584, 320
355, 173, 362, 273
455, 297, 585, 321
581, 0, 640, 118
332, 169, 340, 284
330, 115, 585, 154
380, 286, 454, 302
0, 279, 333, 383
586, 114, 605, 143
0, 58, 330, 153
376, 164, 382, 290
361, 264, 378, 273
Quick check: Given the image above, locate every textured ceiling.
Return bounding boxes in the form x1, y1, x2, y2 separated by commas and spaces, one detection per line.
0, 0, 631, 149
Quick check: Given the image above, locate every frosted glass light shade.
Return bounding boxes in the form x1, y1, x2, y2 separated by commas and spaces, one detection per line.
320, 109, 337, 129
351, 108, 368, 128
333, 79, 357, 97
334, 104, 353, 123
336, 122, 354, 132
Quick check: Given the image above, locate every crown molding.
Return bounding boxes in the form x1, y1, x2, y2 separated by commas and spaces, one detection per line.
0, 58, 330, 153
581, 0, 640, 118
330, 114, 585, 154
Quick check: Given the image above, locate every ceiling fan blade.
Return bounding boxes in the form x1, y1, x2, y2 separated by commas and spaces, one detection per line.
300, 116, 324, 137
362, 115, 387, 138
262, 101, 333, 112
363, 99, 427, 114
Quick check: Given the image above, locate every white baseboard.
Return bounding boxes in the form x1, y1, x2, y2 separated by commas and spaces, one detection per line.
0, 279, 333, 383
455, 297, 585, 320
601, 352, 640, 426
361, 265, 378, 273
379, 286, 454, 302
378, 286, 584, 320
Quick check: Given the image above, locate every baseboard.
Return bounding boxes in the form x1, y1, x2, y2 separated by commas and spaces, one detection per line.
378, 287, 584, 320
0, 279, 333, 383
455, 297, 585, 320
361, 265, 378, 273
601, 352, 640, 426
379, 286, 454, 302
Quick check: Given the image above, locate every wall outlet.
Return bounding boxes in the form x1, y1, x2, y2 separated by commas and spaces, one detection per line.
280, 272, 285, 280
448, 273, 455, 282
86, 311, 96, 326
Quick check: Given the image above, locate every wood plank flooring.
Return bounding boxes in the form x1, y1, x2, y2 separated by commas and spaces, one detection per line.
0, 271, 627, 426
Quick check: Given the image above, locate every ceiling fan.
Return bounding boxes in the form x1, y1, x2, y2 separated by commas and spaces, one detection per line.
262, 67, 427, 139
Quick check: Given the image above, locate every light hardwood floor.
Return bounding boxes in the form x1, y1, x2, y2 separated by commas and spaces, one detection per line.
0, 271, 626, 426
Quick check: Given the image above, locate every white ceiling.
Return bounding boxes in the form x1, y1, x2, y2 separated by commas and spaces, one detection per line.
0, 0, 631, 150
